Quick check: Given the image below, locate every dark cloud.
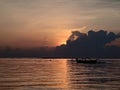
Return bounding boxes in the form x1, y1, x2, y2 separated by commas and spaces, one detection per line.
56, 30, 120, 58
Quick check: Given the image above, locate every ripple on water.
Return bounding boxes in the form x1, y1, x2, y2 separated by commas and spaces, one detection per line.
0, 59, 120, 90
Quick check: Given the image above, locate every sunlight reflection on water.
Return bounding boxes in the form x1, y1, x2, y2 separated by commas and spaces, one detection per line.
0, 58, 120, 90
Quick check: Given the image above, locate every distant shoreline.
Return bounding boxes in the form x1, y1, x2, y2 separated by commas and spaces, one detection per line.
0, 57, 120, 59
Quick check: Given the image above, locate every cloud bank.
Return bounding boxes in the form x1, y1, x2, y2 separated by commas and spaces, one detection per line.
56, 30, 120, 58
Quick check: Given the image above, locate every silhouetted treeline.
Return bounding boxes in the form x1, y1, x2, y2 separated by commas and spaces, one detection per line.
55, 30, 120, 58
0, 30, 120, 58
0, 47, 55, 58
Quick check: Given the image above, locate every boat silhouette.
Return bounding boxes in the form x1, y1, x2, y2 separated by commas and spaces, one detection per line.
76, 58, 97, 63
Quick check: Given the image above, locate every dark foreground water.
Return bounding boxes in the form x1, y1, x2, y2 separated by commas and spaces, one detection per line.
0, 59, 120, 90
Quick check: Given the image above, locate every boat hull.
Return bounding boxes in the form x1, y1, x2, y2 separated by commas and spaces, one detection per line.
76, 59, 97, 63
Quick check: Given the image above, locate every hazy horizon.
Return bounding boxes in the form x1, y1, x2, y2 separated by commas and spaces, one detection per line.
0, 30, 119, 49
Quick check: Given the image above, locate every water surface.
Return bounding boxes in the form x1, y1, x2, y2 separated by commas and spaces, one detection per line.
0, 58, 120, 90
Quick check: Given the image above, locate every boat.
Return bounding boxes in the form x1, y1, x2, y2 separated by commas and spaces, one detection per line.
76, 58, 97, 63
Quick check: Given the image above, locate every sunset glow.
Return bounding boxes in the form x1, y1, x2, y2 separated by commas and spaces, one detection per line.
0, 1, 120, 90
0, 0, 120, 48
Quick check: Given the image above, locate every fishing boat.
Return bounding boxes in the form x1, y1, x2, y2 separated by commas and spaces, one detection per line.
76, 58, 97, 63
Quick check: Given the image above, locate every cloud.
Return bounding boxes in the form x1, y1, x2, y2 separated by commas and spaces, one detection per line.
56, 30, 120, 58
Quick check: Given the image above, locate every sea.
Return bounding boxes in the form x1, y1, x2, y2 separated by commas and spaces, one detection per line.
0, 58, 120, 90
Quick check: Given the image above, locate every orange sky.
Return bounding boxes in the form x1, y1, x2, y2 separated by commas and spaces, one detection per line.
0, 29, 71, 48
0, 0, 120, 48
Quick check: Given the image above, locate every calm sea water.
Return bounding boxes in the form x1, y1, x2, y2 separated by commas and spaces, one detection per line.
0, 58, 120, 90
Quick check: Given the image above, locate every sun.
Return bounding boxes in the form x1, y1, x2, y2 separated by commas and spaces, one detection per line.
57, 40, 66, 46
61, 41, 66, 45
54, 29, 71, 46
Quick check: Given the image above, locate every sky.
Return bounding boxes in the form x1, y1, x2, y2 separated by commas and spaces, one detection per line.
0, 0, 120, 48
